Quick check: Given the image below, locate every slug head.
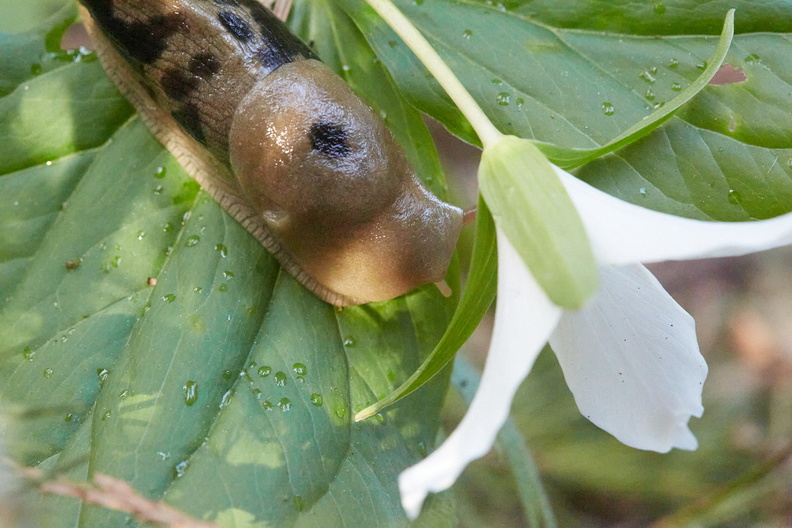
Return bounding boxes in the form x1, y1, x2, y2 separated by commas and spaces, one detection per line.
229, 59, 462, 303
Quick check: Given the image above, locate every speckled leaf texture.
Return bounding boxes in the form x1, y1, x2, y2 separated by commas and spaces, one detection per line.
0, 2, 455, 527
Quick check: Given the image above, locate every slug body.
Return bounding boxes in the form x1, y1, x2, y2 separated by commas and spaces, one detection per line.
78, 0, 462, 306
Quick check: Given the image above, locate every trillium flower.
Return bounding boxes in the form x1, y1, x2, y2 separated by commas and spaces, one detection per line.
399, 160, 792, 518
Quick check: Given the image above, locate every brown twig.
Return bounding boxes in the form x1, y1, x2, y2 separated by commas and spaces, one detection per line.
15, 464, 218, 528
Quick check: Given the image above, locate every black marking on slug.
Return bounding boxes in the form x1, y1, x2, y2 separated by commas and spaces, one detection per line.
82, 2, 185, 65
257, 46, 293, 70
310, 122, 351, 158
172, 106, 206, 144
218, 11, 254, 43
160, 68, 198, 101
188, 52, 221, 78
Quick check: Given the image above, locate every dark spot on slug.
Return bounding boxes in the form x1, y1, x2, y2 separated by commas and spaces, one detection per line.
188, 53, 221, 78
257, 46, 293, 70
161, 68, 198, 101
218, 11, 254, 42
310, 122, 351, 157
83, 2, 185, 65
172, 105, 206, 143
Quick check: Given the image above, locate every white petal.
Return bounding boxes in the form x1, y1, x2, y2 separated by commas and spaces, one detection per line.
549, 264, 706, 452
555, 165, 792, 265
399, 229, 562, 518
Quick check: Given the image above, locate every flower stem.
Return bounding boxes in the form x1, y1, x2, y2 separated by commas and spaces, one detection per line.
364, 0, 503, 148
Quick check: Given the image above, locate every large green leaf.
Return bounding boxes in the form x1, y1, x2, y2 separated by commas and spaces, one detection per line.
341, 0, 792, 221
0, 2, 457, 526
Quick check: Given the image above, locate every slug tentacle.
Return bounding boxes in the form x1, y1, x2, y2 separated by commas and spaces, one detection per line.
78, 0, 462, 305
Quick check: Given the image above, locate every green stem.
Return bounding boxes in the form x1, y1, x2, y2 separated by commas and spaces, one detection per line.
364, 0, 503, 147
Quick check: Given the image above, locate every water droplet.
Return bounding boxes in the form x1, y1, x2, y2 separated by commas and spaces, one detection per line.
153, 185, 163, 195
43, 368, 54, 378
119, 390, 130, 399
65, 259, 80, 270
671, 82, 682, 91
162, 293, 176, 303
601, 102, 615, 116
223, 270, 234, 280
185, 235, 200, 247
496, 92, 510, 106
261, 400, 273, 410
154, 166, 167, 179
374, 413, 386, 425
217, 284, 228, 292
310, 393, 323, 406
274, 371, 287, 387
462, 29, 472, 39
193, 286, 202, 294
174, 460, 189, 479
220, 389, 233, 409
515, 97, 524, 108
293, 363, 307, 376
645, 89, 655, 101
215, 243, 228, 257
413, 0, 424, 5
22, 347, 34, 361
258, 366, 272, 377
639, 70, 656, 83
727, 189, 742, 205
343, 337, 355, 347
102, 410, 111, 421
639, 187, 647, 197
97, 368, 110, 386
744, 53, 761, 64
136, 231, 146, 241
341, 64, 351, 72
157, 451, 171, 461
696, 61, 707, 70
183, 381, 198, 406
30, 63, 42, 76
491, 78, 503, 85
653, 3, 666, 14
668, 58, 679, 69
64, 413, 74, 422
278, 398, 291, 412
222, 369, 234, 380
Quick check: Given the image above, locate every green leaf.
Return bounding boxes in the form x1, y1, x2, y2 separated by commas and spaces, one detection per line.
0, 3, 457, 526
356, 195, 496, 421
342, 0, 792, 221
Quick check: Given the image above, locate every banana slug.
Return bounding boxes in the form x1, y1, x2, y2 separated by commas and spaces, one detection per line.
77, 0, 462, 306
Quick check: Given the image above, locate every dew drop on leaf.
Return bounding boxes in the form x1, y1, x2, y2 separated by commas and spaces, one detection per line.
183, 381, 198, 406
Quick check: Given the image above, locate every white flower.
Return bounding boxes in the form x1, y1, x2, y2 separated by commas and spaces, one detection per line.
399, 164, 792, 518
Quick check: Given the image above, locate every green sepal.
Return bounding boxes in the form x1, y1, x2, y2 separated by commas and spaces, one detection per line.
479, 136, 599, 309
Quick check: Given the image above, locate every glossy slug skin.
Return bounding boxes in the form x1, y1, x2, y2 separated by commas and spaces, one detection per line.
78, 0, 463, 305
